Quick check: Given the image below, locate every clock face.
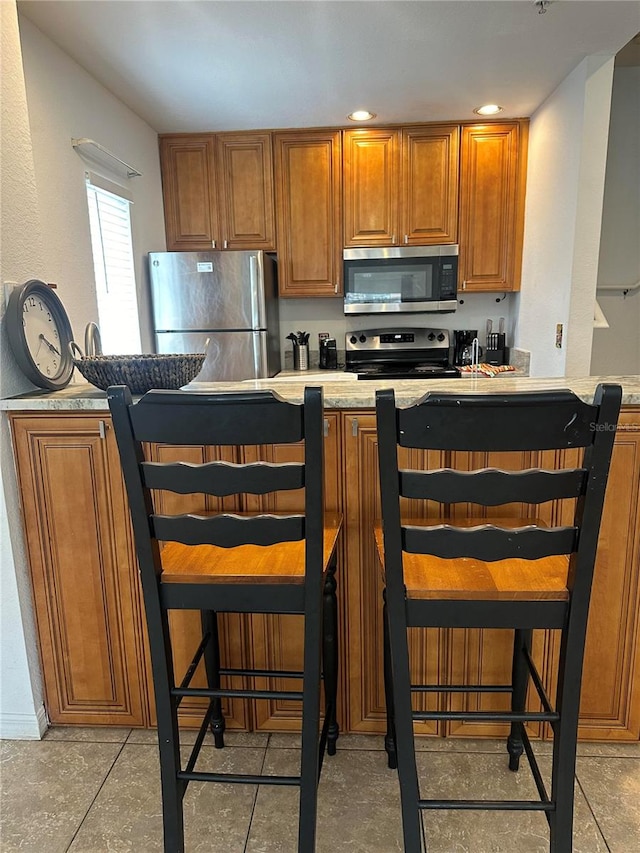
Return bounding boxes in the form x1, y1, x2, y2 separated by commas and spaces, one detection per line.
6, 280, 75, 390
22, 293, 65, 381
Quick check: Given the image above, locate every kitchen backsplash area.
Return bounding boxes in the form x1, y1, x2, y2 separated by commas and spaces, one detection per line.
279, 292, 517, 369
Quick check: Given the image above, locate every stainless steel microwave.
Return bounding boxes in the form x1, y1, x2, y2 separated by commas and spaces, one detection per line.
343, 245, 458, 314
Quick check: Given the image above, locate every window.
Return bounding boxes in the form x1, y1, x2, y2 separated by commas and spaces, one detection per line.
86, 177, 141, 354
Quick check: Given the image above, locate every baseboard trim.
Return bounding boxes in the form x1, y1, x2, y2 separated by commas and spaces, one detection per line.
0, 704, 48, 740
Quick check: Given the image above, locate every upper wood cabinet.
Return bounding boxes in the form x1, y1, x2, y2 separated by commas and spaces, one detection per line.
343, 125, 459, 247
343, 129, 399, 247
458, 121, 528, 292
159, 132, 276, 252
160, 135, 219, 251
216, 133, 276, 250
274, 130, 343, 297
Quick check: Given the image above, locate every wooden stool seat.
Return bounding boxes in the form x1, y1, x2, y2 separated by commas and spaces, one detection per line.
374, 519, 569, 601
162, 513, 342, 584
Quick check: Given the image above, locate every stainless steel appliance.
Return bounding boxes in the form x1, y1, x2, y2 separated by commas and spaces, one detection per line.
343, 245, 458, 315
149, 251, 280, 382
344, 327, 460, 380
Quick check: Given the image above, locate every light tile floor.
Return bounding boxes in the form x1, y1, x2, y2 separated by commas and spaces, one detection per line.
1, 728, 638, 852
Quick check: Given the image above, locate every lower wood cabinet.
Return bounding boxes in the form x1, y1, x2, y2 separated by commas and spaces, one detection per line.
10, 413, 149, 726
9, 407, 640, 741
341, 409, 640, 742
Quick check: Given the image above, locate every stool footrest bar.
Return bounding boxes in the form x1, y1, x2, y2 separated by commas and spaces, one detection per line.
412, 710, 559, 722
172, 687, 303, 701
410, 683, 512, 694
177, 771, 301, 786
418, 799, 555, 812
219, 667, 304, 679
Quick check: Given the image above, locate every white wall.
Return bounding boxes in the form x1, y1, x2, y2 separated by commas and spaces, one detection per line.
0, 6, 167, 738
514, 55, 615, 377
591, 66, 640, 376
18, 15, 167, 357
0, 0, 48, 739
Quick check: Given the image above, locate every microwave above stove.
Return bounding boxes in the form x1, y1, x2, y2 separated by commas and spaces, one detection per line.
343, 245, 458, 315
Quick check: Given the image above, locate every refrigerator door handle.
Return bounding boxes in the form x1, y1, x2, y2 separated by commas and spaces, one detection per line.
249, 254, 266, 329
252, 331, 268, 378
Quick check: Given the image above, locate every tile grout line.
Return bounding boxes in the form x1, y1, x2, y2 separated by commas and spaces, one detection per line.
574, 772, 612, 853
63, 738, 128, 853
243, 733, 271, 852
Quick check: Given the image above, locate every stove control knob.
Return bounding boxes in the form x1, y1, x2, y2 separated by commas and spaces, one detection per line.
359, 335, 367, 343
349, 335, 358, 344
437, 333, 446, 342
427, 333, 436, 341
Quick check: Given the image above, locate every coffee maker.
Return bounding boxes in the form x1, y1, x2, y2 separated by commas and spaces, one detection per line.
453, 330, 478, 366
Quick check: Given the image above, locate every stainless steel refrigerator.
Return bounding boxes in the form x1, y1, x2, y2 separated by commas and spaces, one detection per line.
149, 251, 280, 382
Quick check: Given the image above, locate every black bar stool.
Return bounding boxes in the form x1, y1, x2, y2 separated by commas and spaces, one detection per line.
375, 384, 621, 852
108, 385, 341, 852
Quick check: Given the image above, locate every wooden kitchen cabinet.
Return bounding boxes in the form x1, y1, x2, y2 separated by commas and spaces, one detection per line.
274, 129, 343, 296
145, 442, 249, 732
160, 135, 219, 251
343, 128, 399, 247
343, 125, 459, 248
343, 413, 446, 735
159, 132, 276, 252
458, 121, 528, 292
10, 413, 149, 726
240, 413, 344, 731
341, 411, 640, 742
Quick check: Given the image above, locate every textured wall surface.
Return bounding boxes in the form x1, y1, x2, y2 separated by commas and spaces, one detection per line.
1, 0, 47, 739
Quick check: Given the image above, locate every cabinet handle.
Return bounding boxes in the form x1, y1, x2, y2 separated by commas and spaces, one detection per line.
404, 234, 408, 244
223, 240, 228, 249
212, 240, 216, 249
391, 234, 396, 245
98, 420, 108, 439
352, 418, 358, 437
462, 280, 467, 291
324, 418, 329, 437
334, 284, 338, 294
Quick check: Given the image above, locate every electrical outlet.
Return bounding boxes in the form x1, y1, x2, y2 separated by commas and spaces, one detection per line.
555, 323, 563, 348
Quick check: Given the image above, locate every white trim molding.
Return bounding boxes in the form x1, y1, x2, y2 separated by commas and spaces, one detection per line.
0, 704, 48, 740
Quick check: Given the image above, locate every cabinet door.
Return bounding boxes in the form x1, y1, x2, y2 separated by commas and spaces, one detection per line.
217, 132, 276, 250
343, 413, 446, 736
458, 121, 528, 292
575, 411, 640, 740
274, 130, 342, 296
343, 129, 399, 247
241, 414, 343, 732
144, 442, 249, 731
401, 125, 459, 245
159, 135, 220, 251
446, 449, 550, 738
10, 414, 148, 726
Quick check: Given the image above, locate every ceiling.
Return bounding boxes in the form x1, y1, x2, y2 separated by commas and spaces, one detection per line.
17, 1, 640, 133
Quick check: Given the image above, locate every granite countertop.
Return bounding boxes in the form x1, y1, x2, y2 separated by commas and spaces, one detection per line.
2, 376, 640, 411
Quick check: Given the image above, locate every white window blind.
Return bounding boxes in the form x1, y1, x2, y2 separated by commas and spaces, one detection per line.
86, 180, 141, 354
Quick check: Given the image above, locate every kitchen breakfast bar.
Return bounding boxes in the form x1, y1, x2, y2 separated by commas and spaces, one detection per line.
3, 374, 640, 744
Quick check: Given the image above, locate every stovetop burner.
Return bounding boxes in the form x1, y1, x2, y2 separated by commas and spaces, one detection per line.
345, 326, 461, 380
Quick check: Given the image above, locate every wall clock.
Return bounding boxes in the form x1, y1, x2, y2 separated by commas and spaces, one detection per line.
6, 279, 75, 390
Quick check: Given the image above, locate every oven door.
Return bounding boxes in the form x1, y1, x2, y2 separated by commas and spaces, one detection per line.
343, 246, 458, 314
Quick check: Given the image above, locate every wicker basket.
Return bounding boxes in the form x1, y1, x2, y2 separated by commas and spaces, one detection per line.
72, 353, 206, 394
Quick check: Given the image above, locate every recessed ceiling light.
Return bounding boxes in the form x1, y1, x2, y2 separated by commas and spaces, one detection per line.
473, 104, 504, 116
348, 110, 376, 122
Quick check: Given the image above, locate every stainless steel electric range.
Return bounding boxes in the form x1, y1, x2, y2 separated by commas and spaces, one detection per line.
344, 327, 460, 380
